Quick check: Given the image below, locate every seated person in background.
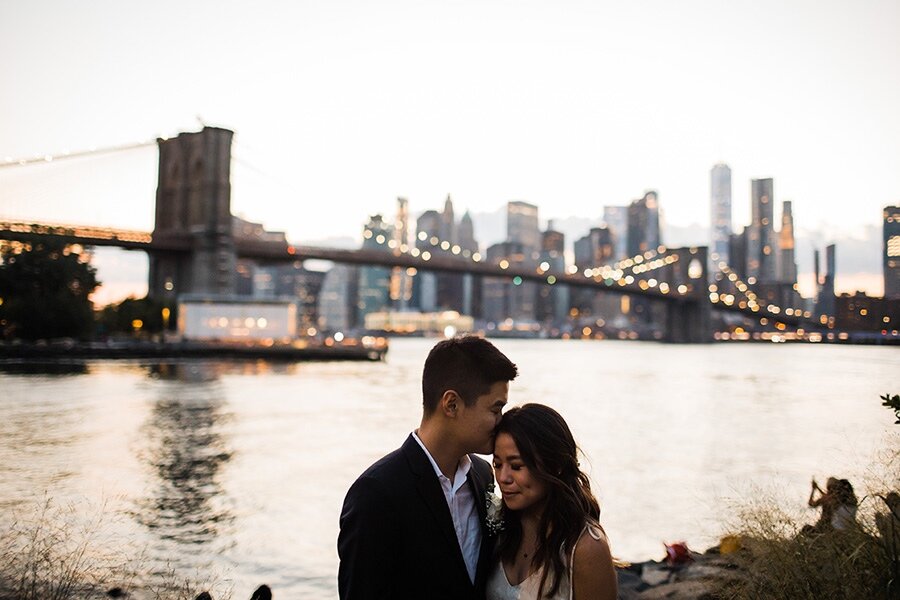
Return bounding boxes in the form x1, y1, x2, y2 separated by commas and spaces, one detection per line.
807, 477, 840, 533
804, 476, 858, 534
831, 479, 858, 531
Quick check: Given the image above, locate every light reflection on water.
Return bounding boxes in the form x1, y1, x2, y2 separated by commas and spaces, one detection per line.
0, 340, 897, 598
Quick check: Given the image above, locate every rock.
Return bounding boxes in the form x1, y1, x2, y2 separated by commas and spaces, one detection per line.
250, 584, 272, 600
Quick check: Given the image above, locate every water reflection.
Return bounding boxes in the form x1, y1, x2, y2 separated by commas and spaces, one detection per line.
135, 362, 234, 546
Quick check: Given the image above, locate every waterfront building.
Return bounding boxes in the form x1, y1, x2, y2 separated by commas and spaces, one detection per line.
603, 205, 628, 260
457, 211, 480, 317
729, 228, 748, 278
440, 195, 456, 245
627, 191, 660, 257
250, 262, 326, 333
747, 178, 776, 283
574, 227, 615, 267
710, 163, 732, 266
390, 197, 413, 311
363, 310, 474, 335
411, 210, 441, 312
885, 206, 900, 299
571, 226, 618, 322
457, 211, 478, 254
482, 241, 535, 325
507, 201, 541, 253
835, 292, 900, 333
357, 214, 394, 326
318, 264, 358, 333
537, 224, 568, 324
777, 201, 797, 285
816, 243, 837, 317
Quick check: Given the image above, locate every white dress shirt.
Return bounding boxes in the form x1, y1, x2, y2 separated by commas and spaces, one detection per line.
412, 431, 482, 583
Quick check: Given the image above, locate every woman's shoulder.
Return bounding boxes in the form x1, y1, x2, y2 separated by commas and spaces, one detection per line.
573, 523, 612, 565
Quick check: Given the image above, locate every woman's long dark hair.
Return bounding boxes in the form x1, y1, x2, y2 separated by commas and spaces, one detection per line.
494, 403, 601, 598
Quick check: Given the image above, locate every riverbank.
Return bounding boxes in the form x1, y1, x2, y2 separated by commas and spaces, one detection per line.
0, 339, 388, 361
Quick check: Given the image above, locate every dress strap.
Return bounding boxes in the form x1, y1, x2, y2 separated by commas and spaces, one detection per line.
568, 523, 604, 598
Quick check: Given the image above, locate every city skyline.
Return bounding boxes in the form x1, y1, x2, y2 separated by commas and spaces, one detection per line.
2, 0, 897, 303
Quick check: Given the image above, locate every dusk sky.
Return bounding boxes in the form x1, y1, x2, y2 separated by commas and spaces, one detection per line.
1, 0, 898, 303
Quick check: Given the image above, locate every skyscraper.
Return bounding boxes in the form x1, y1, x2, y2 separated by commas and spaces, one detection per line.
391, 197, 412, 310
537, 224, 568, 324
507, 201, 540, 253
885, 206, 900, 299
357, 214, 394, 326
412, 210, 441, 311
602, 206, 628, 261
748, 178, 776, 283
457, 211, 478, 253
777, 201, 797, 285
627, 191, 660, 257
710, 164, 732, 266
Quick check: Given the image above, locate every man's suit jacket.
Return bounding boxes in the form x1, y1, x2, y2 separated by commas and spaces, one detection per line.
338, 434, 495, 600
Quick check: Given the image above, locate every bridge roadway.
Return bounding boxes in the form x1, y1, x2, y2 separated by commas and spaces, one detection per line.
0, 219, 809, 328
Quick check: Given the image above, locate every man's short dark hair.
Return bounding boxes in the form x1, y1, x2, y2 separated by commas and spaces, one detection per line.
421, 335, 518, 415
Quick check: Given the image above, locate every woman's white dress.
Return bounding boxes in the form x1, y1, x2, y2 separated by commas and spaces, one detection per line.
485, 524, 603, 600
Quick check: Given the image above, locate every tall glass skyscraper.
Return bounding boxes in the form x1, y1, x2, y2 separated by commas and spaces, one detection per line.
885, 206, 900, 299
748, 178, 776, 283
710, 164, 732, 267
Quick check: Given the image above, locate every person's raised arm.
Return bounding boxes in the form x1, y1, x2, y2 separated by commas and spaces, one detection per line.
337, 477, 399, 600
809, 479, 823, 507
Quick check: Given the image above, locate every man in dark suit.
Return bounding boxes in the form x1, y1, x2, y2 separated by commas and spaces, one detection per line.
338, 336, 518, 600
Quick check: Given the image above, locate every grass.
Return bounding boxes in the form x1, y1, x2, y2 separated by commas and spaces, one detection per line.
0, 497, 232, 600
714, 437, 900, 600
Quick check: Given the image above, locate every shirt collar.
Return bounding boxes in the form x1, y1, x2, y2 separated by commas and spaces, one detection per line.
412, 430, 472, 489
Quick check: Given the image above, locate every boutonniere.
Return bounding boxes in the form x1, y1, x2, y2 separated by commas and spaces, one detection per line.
484, 482, 504, 534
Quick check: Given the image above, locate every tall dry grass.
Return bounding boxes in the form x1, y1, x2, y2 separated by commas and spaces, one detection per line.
716, 436, 900, 600
0, 497, 231, 600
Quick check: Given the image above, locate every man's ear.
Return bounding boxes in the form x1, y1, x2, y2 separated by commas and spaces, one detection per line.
440, 389, 461, 417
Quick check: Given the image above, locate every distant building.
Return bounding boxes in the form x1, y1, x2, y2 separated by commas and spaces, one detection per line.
571, 226, 616, 320
507, 201, 541, 253
318, 264, 358, 333
574, 227, 615, 267
816, 243, 836, 316
777, 201, 797, 285
537, 224, 568, 324
603, 205, 628, 261
482, 241, 534, 324
748, 178, 776, 283
391, 197, 413, 311
710, 164, 732, 266
884, 206, 900, 299
412, 210, 441, 312
627, 191, 660, 257
729, 228, 748, 279
357, 214, 394, 326
835, 292, 899, 333
251, 262, 326, 333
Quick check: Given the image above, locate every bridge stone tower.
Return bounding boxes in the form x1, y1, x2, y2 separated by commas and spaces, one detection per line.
149, 127, 237, 302
663, 246, 712, 343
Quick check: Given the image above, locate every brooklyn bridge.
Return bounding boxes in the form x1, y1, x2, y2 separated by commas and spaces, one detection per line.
0, 127, 823, 343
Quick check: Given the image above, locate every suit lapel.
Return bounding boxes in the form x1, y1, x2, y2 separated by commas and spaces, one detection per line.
403, 436, 472, 584
468, 458, 496, 590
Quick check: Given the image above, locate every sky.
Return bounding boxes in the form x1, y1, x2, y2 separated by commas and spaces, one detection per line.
1, 0, 898, 303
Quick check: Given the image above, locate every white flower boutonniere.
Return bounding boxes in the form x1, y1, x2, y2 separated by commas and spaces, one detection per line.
484, 482, 504, 534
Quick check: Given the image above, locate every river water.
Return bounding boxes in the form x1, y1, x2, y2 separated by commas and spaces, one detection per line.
0, 339, 897, 598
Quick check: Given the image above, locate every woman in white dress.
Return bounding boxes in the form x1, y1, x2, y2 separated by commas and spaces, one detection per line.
487, 404, 617, 600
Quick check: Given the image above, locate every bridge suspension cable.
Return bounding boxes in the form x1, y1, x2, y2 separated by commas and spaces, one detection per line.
1, 139, 157, 170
